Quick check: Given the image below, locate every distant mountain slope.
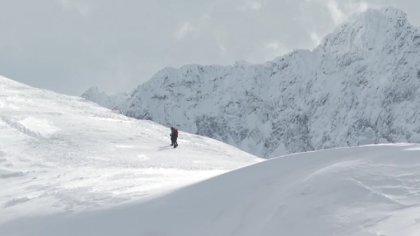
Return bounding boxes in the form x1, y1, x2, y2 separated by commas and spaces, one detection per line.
84, 7, 420, 158
0, 76, 260, 224
81, 86, 129, 111
4, 144, 420, 236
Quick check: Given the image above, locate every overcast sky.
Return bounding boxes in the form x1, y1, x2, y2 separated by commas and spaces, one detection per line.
0, 0, 419, 95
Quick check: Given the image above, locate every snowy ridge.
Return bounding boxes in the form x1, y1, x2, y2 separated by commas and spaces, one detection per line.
3, 144, 420, 236
88, 7, 420, 158
81, 86, 129, 111
0, 75, 260, 224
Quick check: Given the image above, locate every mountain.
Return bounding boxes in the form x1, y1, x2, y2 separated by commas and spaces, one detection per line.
81, 87, 129, 111
4, 144, 420, 236
83, 7, 420, 158
0, 76, 260, 224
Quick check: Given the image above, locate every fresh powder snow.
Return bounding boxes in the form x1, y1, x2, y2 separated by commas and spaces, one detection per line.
2, 144, 420, 236
0, 75, 260, 225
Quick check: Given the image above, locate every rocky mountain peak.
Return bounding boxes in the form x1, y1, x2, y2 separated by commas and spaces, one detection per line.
84, 8, 420, 158
320, 7, 411, 55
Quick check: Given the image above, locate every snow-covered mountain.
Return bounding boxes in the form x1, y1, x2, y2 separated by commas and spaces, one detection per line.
0, 76, 260, 224
81, 86, 129, 111
84, 7, 420, 158
4, 144, 420, 236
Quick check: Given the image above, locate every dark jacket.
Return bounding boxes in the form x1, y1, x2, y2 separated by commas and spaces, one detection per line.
171, 127, 178, 138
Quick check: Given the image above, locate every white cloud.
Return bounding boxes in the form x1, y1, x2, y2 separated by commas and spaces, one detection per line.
214, 29, 228, 57
58, 0, 93, 16
356, 2, 370, 12
310, 32, 322, 46
325, 0, 371, 25
264, 40, 287, 60
326, 0, 345, 24
265, 41, 281, 50
174, 22, 196, 40
219, 43, 227, 56
238, 0, 264, 11
2, 0, 418, 95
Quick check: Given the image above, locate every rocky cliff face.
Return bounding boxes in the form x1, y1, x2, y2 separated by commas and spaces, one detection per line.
86, 8, 420, 158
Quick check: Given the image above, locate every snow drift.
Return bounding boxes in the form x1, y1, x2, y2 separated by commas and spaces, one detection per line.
84, 7, 420, 158
3, 144, 420, 236
0, 76, 260, 224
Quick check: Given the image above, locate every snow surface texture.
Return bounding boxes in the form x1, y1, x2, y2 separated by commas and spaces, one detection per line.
3, 144, 420, 236
84, 8, 420, 158
0, 76, 260, 224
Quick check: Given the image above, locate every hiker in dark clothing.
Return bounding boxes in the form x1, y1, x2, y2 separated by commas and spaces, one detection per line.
170, 127, 178, 148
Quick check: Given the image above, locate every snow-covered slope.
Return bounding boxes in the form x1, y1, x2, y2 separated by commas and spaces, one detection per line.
81, 86, 129, 111
0, 76, 260, 224
3, 144, 420, 236
95, 8, 420, 158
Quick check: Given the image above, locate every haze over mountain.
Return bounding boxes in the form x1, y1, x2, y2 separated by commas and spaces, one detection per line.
81, 87, 129, 111
84, 7, 420, 158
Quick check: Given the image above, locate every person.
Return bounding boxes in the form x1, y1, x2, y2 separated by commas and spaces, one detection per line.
170, 127, 178, 148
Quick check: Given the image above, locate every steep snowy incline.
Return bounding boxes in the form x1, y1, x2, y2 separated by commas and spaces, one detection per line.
0, 76, 260, 224
93, 7, 420, 158
3, 144, 420, 236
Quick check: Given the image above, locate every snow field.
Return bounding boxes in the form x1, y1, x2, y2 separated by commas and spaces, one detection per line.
0, 76, 260, 224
